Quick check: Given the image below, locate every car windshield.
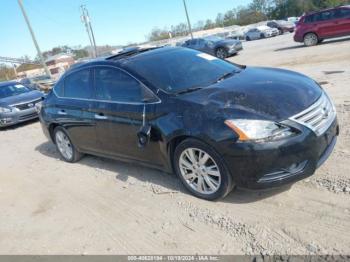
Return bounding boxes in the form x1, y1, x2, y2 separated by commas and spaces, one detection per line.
124, 48, 241, 94
0, 83, 31, 99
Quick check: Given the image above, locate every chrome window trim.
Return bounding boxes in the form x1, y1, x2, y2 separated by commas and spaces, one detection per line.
52, 64, 161, 105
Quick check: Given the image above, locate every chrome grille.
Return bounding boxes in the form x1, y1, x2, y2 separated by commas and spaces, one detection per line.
12, 98, 42, 111
289, 92, 336, 136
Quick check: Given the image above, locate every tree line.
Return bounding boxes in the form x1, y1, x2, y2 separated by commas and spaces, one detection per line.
147, 0, 350, 41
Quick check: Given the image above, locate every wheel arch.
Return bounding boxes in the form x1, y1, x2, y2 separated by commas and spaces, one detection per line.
215, 45, 229, 54
166, 133, 225, 173
48, 123, 60, 144
303, 31, 319, 39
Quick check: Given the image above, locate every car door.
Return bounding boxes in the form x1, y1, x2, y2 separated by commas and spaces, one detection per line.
252, 29, 260, 39
188, 39, 199, 51
316, 10, 339, 38
195, 39, 208, 53
334, 8, 350, 35
53, 68, 98, 152
91, 66, 163, 165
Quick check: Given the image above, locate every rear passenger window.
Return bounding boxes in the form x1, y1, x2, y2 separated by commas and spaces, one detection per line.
64, 69, 92, 99
94, 67, 144, 103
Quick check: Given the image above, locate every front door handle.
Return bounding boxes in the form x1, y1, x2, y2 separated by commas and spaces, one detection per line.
58, 110, 67, 115
94, 113, 108, 120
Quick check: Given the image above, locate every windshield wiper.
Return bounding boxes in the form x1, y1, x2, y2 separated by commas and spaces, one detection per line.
214, 70, 240, 83
176, 86, 203, 95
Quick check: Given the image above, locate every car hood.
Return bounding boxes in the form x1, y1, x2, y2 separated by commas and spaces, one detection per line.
0, 90, 43, 106
177, 67, 322, 122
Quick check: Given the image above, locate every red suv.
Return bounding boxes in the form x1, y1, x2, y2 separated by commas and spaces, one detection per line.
294, 5, 350, 46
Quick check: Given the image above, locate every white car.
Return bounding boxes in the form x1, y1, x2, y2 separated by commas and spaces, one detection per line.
258, 26, 279, 37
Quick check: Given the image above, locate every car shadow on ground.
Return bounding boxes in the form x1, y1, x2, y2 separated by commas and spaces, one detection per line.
35, 141, 292, 204
275, 36, 350, 52
0, 118, 39, 131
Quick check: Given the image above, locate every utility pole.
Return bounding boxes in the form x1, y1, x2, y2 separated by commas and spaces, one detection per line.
17, 0, 51, 77
182, 0, 193, 39
81, 5, 97, 58
12, 64, 18, 79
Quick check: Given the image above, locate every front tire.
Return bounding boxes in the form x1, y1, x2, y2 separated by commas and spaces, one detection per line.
173, 139, 235, 200
54, 127, 83, 163
304, 33, 318, 46
215, 48, 228, 59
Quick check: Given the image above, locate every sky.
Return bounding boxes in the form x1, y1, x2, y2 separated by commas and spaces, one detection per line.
0, 0, 250, 59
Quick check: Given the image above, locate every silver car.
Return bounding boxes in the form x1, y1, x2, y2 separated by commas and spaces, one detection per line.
245, 27, 278, 41
0, 81, 43, 128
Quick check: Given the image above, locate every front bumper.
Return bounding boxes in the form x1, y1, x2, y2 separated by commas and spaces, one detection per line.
228, 45, 243, 55
294, 32, 304, 42
219, 118, 339, 189
0, 107, 38, 127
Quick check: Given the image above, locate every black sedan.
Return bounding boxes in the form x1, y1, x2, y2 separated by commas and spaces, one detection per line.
0, 81, 44, 128
182, 36, 243, 59
38, 47, 338, 200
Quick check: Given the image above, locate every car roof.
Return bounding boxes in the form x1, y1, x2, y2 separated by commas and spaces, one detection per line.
63, 46, 183, 74
0, 81, 19, 87
305, 5, 349, 16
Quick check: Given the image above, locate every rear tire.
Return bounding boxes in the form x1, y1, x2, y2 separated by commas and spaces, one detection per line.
54, 127, 83, 163
304, 33, 318, 46
173, 138, 235, 200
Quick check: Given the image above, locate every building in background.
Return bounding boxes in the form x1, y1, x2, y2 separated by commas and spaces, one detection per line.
45, 53, 75, 79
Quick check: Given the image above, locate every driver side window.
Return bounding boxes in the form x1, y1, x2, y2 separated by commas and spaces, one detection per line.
94, 67, 151, 103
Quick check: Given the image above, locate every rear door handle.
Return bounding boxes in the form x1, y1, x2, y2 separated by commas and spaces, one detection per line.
94, 113, 108, 120
58, 110, 67, 115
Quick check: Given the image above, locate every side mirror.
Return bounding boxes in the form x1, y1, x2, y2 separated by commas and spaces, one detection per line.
137, 124, 151, 148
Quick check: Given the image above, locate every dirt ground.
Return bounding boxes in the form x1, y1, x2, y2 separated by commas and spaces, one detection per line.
0, 34, 349, 255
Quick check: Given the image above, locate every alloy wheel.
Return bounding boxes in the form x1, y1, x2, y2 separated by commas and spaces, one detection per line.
179, 148, 221, 194
55, 130, 73, 160
216, 49, 227, 59
304, 33, 318, 46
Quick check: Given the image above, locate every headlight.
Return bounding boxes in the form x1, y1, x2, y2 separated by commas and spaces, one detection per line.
225, 119, 296, 142
0, 107, 12, 113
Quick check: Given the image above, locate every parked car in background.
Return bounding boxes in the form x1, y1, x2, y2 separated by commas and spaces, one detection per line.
38, 47, 338, 200
226, 30, 245, 40
245, 28, 263, 41
267, 20, 295, 34
0, 81, 44, 128
288, 17, 300, 24
257, 25, 279, 37
294, 5, 350, 46
182, 36, 243, 59
245, 26, 278, 41
20, 75, 56, 93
